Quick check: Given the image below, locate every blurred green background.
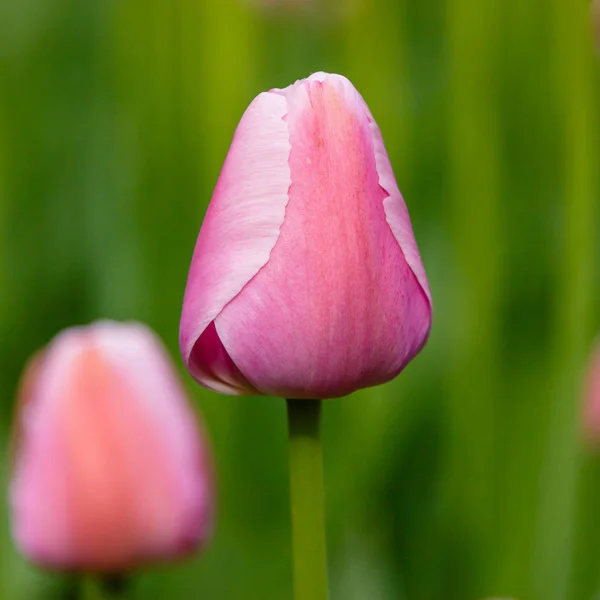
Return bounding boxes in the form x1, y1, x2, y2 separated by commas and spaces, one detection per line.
0, 0, 599, 598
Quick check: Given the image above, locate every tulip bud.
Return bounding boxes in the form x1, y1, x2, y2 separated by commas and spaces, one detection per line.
180, 72, 432, 399
583, 339, 600, 446
9, 321, 214, 573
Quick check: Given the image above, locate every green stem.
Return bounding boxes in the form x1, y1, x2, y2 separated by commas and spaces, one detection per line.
62, 576, 81, 600
99, 574, 129, 596
286, 399, 329, 600
80, 574, 130, 600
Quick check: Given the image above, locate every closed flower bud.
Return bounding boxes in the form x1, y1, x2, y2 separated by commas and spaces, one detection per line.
583, 338, 600, 446
9, 321, 214, 573
180, 72, 432, 400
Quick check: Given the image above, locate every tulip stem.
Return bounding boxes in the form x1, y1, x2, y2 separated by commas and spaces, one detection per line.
80, 574, 129, 599
286, 399, 329, 600
63, 577, 81, 600
99, 574, 129, 596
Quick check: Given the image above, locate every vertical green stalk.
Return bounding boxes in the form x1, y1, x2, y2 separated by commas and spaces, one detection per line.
446, 0, 502, 595
533, 2, 597, 600
80, 575, 129, 600
286, 399, 329, 600
62, 581, 79, 600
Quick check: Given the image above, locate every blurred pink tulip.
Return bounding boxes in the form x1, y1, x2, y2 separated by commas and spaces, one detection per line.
584, 339, 600, 445
180, 72, 432, 400
9, 321, 214, 573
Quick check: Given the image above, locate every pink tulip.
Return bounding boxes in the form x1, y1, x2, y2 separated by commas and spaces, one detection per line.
180, 72, 432, 399
583, 339, 600, 446
9, 321, 214, 573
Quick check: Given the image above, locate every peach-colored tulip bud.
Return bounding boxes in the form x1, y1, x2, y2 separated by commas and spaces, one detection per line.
583, 339, 600, 446
9, 321, 214, 573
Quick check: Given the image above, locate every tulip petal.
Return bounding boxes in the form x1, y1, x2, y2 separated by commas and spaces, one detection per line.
94, 322, 213, 556
295, 72, 431, 305
214, 74, 431, 398
188, 322, 257, 395
180, 91, 291, 394
367, 107, 432, 306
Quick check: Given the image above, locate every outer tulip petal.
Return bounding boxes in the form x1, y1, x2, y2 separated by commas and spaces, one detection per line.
91, 322, 213, 555
10, 321, 213, 571
583, 338, 600, 446
368, 107, 432, 305
214, 74, 431, 398
293, 73, 431, 304
10, 351, 71, 565
188, 323, 257, 395
179, 92, 291, 394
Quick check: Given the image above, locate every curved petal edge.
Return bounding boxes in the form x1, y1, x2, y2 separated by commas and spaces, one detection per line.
368, 108, 432, 308
179, 91, 291, 392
